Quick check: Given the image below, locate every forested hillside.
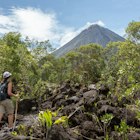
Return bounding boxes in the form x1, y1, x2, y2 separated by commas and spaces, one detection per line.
0, 21, 140, 140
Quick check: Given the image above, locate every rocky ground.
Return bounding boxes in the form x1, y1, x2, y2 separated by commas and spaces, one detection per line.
0, 81, 140, 140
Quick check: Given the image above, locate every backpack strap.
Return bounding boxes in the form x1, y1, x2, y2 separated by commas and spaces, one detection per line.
4, 80, 10, 98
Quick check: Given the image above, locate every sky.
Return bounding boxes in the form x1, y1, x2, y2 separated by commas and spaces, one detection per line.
0, 0, 140, 48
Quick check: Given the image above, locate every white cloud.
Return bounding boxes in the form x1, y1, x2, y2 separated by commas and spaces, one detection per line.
115, 28, 126, 37
0, 7, 60, 43
59, 20, 105, 46
0, 7, 105, 48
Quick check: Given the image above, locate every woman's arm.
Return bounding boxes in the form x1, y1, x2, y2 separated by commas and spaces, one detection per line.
7, 82, 17, 97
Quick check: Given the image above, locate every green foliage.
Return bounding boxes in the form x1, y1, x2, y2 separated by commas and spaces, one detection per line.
17, 124, 27, 136
38, 110, 53, 129
114, 120, 129, 139
30, 40, 53, 62
11, 131, 18, 136
38, 110, 53, 139
133, 99, 140, 122
11, 124, 34, 138
62, 43, 105, 83
31, 79, 47, 100
36, 43, 105, 84
54, 116, 68, 126
38, 109, 68, 127
39, 55, 68, 82
101, 37, 140, 99
100, 113, 114, 124
1, 32, 22, 48
0, 33, 41, 97
100, 113, 114, 140
0, 21, 139, 103
38, 109, 68, 139
126, 21, 140, 43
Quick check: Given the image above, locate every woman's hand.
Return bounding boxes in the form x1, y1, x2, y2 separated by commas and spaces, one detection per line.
13, 94, 20, 100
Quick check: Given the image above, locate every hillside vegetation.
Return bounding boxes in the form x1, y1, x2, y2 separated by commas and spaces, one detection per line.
0, 21, 140, 140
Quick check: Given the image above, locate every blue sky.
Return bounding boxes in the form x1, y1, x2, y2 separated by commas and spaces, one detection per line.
0, 0, 139, 48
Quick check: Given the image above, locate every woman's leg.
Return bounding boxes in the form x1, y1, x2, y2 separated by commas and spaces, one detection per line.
3, 99, 14, 128
0, 113, 4, 122
8, 114, 14, 128
0, 104, 5, 124
0, 113, 4, 129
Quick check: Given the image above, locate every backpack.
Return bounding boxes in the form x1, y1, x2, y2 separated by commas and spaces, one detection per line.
0, 81, 8, 101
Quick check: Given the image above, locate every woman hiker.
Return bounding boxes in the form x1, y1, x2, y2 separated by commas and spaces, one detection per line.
0, 71, 19, 130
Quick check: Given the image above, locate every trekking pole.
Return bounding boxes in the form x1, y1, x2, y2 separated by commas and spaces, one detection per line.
12, 98, 18, 131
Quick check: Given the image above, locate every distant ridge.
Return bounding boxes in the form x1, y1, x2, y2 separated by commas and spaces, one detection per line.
53, 24, 125, 57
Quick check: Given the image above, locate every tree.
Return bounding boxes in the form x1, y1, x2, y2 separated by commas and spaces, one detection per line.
1, 32, 22, 48
126, 21, 140, 43
101, 21, 140, 99
28, 40, 54, 62
63, 43, 105, 83
0, 32, 40, 97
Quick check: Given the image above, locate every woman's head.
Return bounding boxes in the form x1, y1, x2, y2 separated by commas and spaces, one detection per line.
3, 71, 12, 79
